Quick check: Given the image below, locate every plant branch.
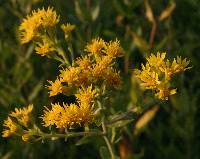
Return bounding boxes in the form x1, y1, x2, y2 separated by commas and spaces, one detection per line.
102, 117, 116, 159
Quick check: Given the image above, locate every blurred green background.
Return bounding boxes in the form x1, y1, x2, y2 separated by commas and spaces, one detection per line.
0, 0, 200, 158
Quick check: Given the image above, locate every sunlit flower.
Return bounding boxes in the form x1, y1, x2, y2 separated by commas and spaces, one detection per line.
75, 85, 98, 105
134, 52, 191, 100
35, 42, 55, 56
92, 56, 113, 79
134, 63, 161, 90
147, 52, 166, 68
41, 102, 96, 128
19, 7, 59, 43
47, 78, 63, 96
41, 103, 64, 127
9, 104, 33, 127
40, 7, 60, 28
78, 102, 95, 125
76, 56, 92, 69
61, 23, 75, 38
2, 117, 18, 137
19, 13, 41, 43
85, 38, 106, 56
59, 67, 81, 86
105, 39, 123, 58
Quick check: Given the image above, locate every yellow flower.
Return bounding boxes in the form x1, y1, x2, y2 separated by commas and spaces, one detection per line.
160, 56, 191, 79
105, 39, 123, 58
47, 78, 63, 97
41, 102, 96, 128
147, 52, 166, 68
134, 52, 191, 100
19, 13, 41, 43
92, 56, 113, 79
85, 38, 106, 56
2, 117, 18, 137
41, 103, 64, 127
19, 7, 59, 44
75, 86, 98, 105
75, 56, 92, 70
78, 102, 95, 125
61, 23, 76, 38
59, 67, 81, 86
105, 68, 122, 89
134, 63, 161, 90
9, 104, 33, 127
40, 7, 60, 28
35, 42, 55, 56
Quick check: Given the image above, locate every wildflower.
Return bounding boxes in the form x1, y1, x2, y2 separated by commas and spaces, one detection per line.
19, 13, 41, 43
59, 67, 81, 86
2, 117, 18, 137
19, 7, 59, 43
78, 102, 95, 125
76, 56, 92, 69
61, 23, 76, 38
105, 69, 122, 89
9, 104, 33, 127
75, 86, 98, 105
92, 56, 113, 79
105, 39, 123, 58
160, 56, 191, 79
35, 42, 55, 56
41, 103, 64, 127
85, 38, 106, 56
134, 52, 191, 100
39, 7, 60, 28
134, 64, 161, 90
147, 52, 166, 68
47, 79, 63, 97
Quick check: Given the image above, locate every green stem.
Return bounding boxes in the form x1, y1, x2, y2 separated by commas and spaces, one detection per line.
102, 118, 116, 159
56, 47, 70, 65
32, 130, 105, 142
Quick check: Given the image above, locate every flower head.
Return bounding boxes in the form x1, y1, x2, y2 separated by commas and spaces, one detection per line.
134, 52, 191, 100
59, 67, 81, 86
9, 104, 33, 127
47, 78, 63, 97
2, 117, 18, 137
41, 103, 64, 127
85, 38, 106, 56
92, 56, 113, 79
75, 86, 98, 105
19, 7, 59, 43
61, 23, 76, 38
35, 42, 55, 56
105, 39, 123, 58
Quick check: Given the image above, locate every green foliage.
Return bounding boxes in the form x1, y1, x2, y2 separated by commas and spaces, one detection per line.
0, 0, 199, 159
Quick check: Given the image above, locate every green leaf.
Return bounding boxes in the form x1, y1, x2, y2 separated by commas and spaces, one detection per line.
75, 136, 91, 146
107, 119, 133, 128
99, 146, 110, 159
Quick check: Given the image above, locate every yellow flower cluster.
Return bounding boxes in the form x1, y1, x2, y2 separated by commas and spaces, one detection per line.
47, 38, 123, 97
2, 104, 33, 138
41, 86, 98, 128
134, 52, 191, 100
61, 23, 76, 39
19, 7, 59, 44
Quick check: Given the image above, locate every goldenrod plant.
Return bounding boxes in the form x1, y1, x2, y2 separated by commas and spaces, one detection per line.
1, 6, 192, 159
134, 52, 191, 100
